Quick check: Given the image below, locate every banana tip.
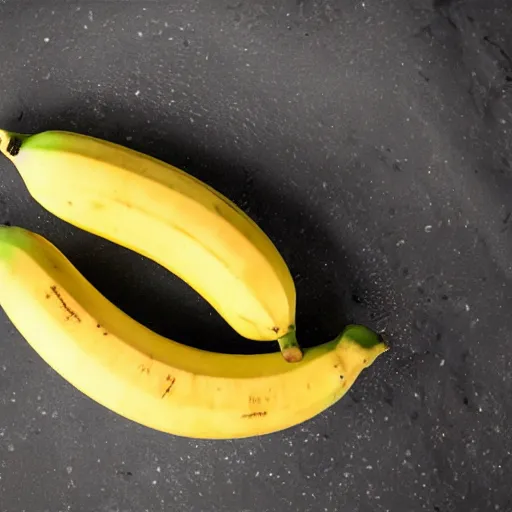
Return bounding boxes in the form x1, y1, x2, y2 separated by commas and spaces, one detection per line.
277, 330, 302, 363
281, 346, 303, 363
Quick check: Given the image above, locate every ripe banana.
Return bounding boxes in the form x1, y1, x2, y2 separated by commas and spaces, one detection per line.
0, 129, 297, 356
0, 226, 387, 439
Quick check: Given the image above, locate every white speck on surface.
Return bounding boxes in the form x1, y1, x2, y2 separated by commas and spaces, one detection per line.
135, 90, 140, 96
414, 392, 420, 399
255, 471, 260, 477
152, 480, 157, 485
405, 449, 411, 457
7, 444, 14, 452
51, 411, 58, 419
138, 31, 143, 37
156, 466, 161, 473
43, 37, 50, 43
440, 359, 445, 366
424, 225, 432, 233
126, 136, 133, 141
84, 25, 88, 30
66, 466, 73, 474
465, 304, 470, 311
41, 410, 47, 416
88, 10, 93, 21
396, 239, 405, 246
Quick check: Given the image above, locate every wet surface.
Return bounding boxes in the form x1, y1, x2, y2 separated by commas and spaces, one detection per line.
0, 1, 511, 511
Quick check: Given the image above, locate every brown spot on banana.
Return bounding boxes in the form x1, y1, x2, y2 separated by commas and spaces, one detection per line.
49, 285, 81, 322
161, 376, 176, 399
138, 364, 150, 375
241, 412, 267, 419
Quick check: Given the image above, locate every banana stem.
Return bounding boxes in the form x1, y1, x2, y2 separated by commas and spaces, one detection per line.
0, 129, 26, 162
278, 330, 303, 363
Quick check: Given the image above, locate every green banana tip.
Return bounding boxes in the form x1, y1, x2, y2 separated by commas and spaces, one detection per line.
277, 330, 303, 363
340, 324, 390, 351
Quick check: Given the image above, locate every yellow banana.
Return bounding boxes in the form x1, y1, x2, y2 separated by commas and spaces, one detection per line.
0, 129, 297, 355
0, 226, 387, 439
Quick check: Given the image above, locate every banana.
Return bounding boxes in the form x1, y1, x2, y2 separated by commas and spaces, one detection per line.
0, 226, 388, 439
0, 129, 298, 356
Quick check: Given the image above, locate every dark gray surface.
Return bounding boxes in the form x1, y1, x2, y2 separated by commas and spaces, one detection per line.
1, 1, 512, 511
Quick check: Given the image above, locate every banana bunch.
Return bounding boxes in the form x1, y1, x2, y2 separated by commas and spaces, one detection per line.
0, 129, 388, 438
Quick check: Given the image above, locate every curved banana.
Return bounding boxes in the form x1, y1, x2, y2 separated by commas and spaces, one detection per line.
0, 129, 297, 352
0, 226, 387, 439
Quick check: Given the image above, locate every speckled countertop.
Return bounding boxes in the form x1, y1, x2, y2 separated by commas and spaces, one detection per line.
1, 1, 511, 511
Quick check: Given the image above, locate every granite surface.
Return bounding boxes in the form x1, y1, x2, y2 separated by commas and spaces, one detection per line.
0, 1, 511, 511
